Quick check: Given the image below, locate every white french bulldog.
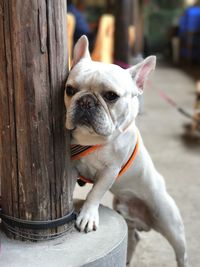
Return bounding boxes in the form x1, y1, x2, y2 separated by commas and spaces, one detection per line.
65, 35, 188, 267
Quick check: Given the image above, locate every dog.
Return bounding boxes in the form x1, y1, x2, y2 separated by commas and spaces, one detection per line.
64, 35, 188, 267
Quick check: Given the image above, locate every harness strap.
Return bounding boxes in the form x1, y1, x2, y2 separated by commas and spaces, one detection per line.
71, 144, 101, 161
71, 132, 139, 184
117, 133, 139, 178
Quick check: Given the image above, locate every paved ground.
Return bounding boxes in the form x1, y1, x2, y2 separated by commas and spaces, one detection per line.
74, 63, 200, 267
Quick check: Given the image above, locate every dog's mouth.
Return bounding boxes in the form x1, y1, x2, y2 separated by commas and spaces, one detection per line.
79, 112, 92, 128
73, 107, 113, 137
73, 107, 93, 126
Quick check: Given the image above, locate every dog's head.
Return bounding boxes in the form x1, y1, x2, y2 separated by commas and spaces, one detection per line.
65, 36, 156, 145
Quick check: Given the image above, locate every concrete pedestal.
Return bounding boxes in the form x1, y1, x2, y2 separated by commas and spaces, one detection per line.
0, 205, 127, 267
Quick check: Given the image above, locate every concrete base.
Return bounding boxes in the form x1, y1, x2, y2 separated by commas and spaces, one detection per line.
0, 204, 127, 267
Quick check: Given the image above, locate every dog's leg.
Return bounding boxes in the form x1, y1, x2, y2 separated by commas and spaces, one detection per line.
76, 167, 120, 232
153, 192, 188, 267
113, 196, 149, 265
126, 221, 140, 266
113, 203, 140, 265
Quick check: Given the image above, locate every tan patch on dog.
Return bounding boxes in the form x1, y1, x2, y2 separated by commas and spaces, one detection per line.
113, 195, 154, 231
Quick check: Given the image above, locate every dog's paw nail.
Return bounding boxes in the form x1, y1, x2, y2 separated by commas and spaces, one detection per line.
85, 219, 93, 233
75, 204, 99, 232
93, 223, 98, 231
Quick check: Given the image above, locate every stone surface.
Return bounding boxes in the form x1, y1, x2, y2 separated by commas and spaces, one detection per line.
0, 205, 127, 267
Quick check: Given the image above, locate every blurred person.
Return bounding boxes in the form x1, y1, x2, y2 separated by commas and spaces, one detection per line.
67, 0, 90, 45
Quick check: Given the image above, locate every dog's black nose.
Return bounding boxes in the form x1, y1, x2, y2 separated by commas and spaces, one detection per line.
78, 95, 96, 110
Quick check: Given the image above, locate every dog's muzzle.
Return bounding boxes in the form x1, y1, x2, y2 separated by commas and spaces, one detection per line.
73, 94, 113, 136
74, 94, 97, 127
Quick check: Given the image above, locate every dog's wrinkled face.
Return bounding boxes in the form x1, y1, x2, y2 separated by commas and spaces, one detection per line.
65, 36, 156, 145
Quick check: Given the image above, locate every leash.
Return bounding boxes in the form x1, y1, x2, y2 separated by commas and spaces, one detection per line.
158, 88, 200, 124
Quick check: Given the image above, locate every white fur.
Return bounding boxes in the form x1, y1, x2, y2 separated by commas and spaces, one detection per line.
65, 36, 188, 267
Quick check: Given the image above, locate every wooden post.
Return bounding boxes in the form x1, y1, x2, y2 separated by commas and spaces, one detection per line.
114, 0, 131, 65
132, 0, 144, 56
106, 0, 114, 13
0, 0, 74, 240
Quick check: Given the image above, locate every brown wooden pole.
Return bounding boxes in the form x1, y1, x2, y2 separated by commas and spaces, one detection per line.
114, 0, 131, 65
106, 0, 114, 13
0, 0, 74, 240
132, 0, 145, 56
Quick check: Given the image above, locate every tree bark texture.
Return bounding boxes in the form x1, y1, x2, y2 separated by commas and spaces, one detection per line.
0, 0, 74, 240
114, 0, 131, 64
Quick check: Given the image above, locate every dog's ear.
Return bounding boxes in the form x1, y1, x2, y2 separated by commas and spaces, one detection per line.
128, 56, 156, 95
72, 35, 91, 67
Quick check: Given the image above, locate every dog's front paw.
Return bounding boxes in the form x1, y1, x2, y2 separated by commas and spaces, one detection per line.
76, 203, 99, 233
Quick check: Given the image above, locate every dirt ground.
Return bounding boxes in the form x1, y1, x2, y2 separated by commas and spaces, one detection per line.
74, 63, 200, 267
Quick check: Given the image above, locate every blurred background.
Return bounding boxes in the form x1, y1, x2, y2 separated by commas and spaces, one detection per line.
67, 1, 200, 266
67, 0, 200, 65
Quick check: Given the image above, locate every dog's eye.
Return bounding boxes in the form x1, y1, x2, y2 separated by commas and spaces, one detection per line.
103, 91, 119, 102
65, 85, 77, 96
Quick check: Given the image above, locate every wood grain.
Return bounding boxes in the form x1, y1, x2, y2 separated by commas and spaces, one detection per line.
0, 0, 74, 240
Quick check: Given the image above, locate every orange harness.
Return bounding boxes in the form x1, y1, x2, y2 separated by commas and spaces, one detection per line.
71, 133, 139, 185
